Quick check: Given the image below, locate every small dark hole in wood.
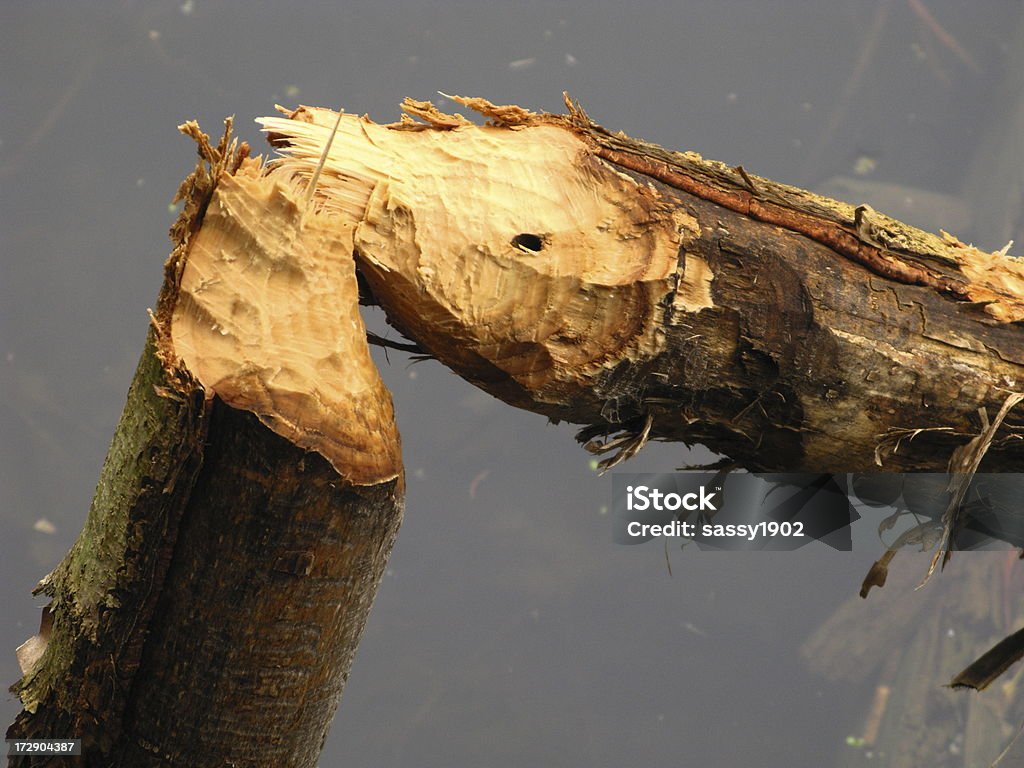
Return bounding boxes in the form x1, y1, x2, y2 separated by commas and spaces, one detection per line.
512, 233, 544, 252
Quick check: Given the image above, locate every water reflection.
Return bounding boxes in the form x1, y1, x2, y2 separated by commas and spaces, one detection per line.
805, 551, 1024, 767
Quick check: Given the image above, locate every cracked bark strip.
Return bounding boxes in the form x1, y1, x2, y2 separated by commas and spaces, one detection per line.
592, 146, 971, 300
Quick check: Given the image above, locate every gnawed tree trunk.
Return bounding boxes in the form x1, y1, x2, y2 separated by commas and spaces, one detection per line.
7, 122, 404, 767
262, 96, 1024, 474
10, 94, 1024, 766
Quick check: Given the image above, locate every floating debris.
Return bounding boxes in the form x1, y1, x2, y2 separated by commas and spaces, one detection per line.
853, 155, 877, 176
468, 469, 490, 499
508, 57, 536, 71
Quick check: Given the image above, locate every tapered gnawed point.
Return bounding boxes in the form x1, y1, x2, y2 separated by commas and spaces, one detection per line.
259, 102, 709, 412
169, 154, 401, 485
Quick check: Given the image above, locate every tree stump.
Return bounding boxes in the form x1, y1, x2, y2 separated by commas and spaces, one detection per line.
7, 121, 404, 767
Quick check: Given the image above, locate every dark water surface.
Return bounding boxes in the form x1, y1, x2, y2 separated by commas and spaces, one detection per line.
4, 2, 1024, 766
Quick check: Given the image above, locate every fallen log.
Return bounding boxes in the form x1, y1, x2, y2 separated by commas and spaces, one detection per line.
7, 121, 404, 767
262, 95, 1024, 474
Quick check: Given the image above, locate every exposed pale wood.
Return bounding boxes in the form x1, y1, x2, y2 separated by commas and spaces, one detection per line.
171, 156, 400, 485
262, 106, 698, 409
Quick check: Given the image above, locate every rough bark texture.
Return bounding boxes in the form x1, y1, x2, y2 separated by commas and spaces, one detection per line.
262, 97, 1024, 474
7, 122, 404, 767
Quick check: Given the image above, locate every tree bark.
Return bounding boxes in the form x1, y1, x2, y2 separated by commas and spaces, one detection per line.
262, 97, 1024, 474
7, 122, 404, 767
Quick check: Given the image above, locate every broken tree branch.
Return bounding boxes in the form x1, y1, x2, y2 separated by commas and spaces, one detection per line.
262, 95, 1024, 474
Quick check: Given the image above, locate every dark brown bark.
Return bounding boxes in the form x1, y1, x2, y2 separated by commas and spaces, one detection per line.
563, 102, 1024, 472
110, 394, 402, 767
574, 172, 1024, 472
